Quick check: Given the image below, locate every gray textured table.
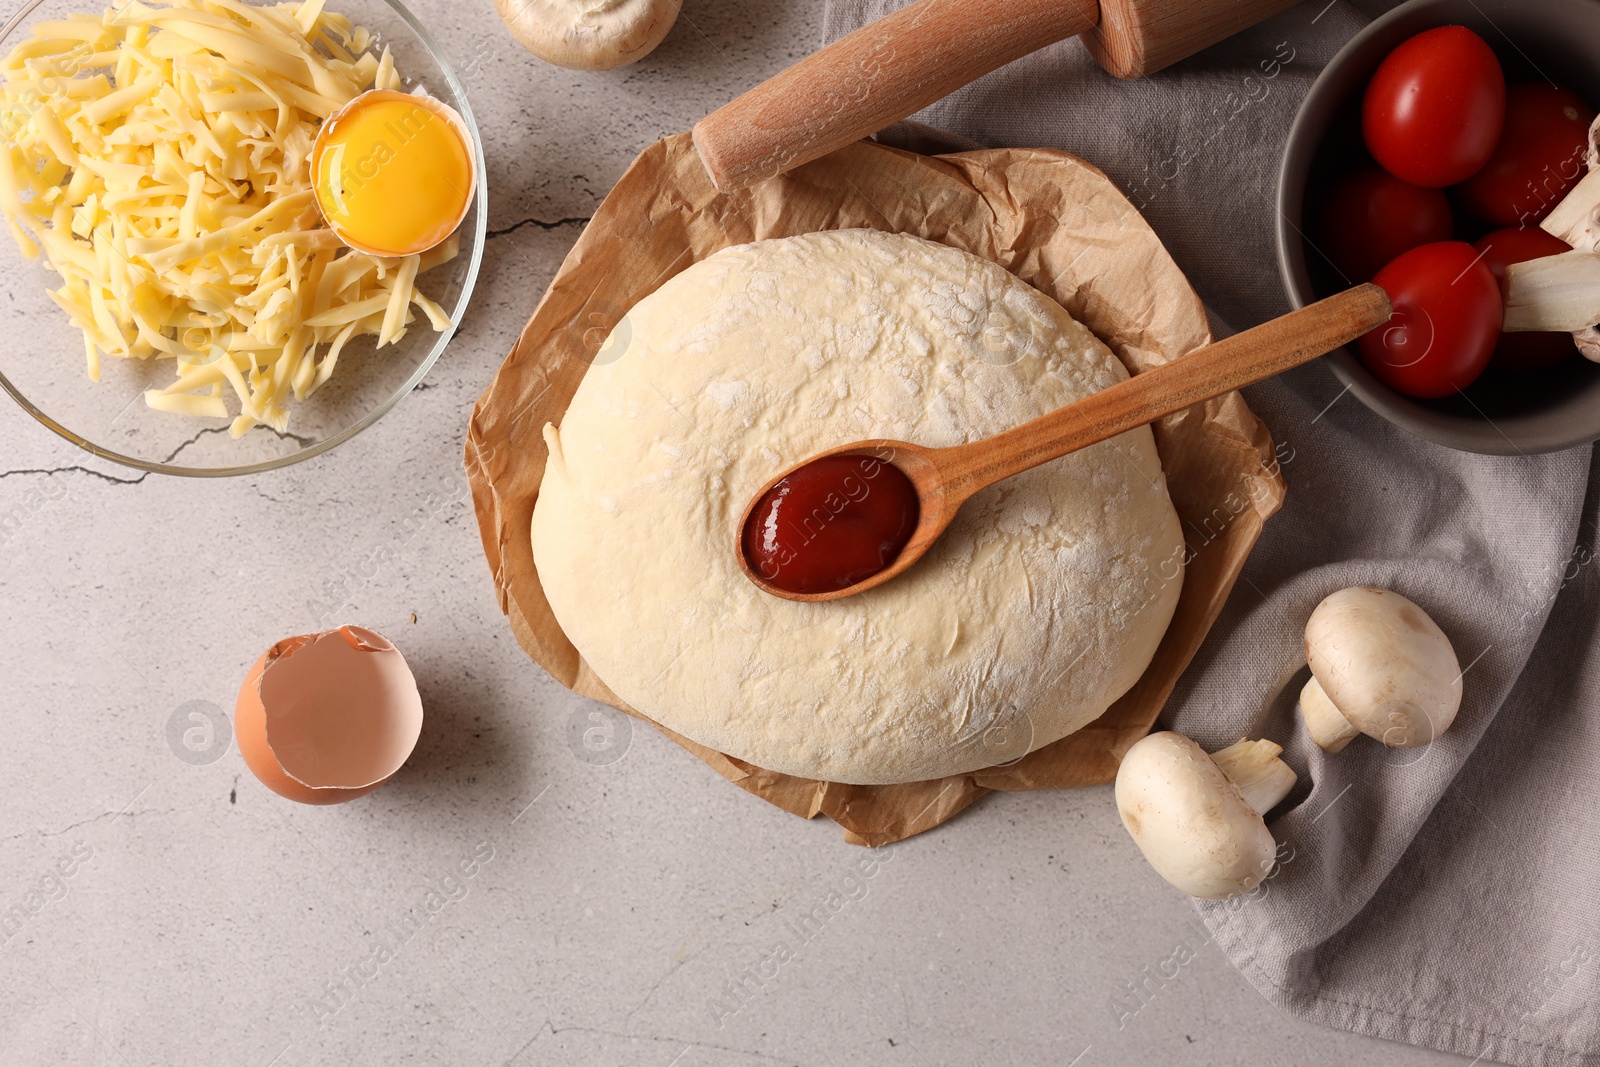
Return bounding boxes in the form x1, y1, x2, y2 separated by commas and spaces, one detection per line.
0, 1, 1476, 1063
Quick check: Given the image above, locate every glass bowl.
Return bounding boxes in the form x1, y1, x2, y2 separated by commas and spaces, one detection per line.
0, 0, 486, 476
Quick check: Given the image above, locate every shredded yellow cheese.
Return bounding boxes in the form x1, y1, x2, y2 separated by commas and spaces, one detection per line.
0, 0, 459, 436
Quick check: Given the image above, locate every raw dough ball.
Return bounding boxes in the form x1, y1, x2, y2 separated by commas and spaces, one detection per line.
533, 229, 1184, 784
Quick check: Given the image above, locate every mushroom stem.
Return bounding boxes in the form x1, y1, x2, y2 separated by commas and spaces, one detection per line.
1537, 120, 1600, 359
1209, 738, 1297, 815
1504, 251, 1600, 333
1541, 167, 1600, 248
1298, 677, 1360, 754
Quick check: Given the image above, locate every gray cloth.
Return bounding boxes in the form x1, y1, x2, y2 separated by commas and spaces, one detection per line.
821, 2, 1600, 1064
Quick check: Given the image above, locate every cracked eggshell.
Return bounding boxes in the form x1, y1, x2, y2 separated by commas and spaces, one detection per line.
235, 626, 423, 805
309, 90, 478, 259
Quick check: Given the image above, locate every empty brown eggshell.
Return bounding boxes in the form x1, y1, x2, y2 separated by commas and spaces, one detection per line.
235, 626, 423, 805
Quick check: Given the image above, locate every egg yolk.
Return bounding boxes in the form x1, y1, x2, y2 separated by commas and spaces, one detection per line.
312, 96, 471, 256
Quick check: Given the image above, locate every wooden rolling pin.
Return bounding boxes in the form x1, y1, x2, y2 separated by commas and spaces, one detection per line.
693, 0, 1300, 192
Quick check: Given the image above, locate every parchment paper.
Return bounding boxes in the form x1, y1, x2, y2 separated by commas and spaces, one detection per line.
465, 132, 1286, 845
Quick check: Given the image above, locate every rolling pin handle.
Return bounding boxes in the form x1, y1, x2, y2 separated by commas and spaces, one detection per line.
692, 0, 1099, 192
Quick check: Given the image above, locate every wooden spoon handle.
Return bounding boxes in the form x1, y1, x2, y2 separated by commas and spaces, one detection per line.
937, 283, 1392, 496
691, 0, 1098, 192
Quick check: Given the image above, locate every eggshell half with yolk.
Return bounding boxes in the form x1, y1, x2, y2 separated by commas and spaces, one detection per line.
309, 89, 477, 258
235, 626, 423, 805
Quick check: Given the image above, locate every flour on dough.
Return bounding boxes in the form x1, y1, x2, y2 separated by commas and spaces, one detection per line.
533, 229, 1184, 784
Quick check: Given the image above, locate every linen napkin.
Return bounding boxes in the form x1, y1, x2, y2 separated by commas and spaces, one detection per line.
819, 2, 1600, 1064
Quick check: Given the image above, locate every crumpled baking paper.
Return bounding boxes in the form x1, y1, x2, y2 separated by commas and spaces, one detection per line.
465, 132, 1285, 845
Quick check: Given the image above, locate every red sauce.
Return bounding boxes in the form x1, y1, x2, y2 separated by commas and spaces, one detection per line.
741, 454, 920, 595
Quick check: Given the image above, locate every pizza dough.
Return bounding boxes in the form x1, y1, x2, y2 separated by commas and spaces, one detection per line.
532, 229, 1185, 785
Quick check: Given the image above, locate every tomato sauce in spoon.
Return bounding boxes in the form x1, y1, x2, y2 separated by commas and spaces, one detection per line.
740, 454, 920, 595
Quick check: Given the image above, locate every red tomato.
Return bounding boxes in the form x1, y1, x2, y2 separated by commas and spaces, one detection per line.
1458, 84, 1595, 226
1473, 226, 1580, 371
1359, 241, 1501, 397
1362, 26, 1505, 188
1318, 168, 1453, 282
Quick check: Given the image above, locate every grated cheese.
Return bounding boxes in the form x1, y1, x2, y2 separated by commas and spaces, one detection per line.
0, 0, 460, 437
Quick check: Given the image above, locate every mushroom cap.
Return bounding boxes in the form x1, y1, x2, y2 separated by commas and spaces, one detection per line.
1115, 732, 1278, 899
494, 0, 680, 71
1304, 586, 1462, 748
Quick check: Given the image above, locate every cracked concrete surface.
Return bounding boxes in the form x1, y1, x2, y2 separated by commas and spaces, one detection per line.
0, 466, 146, 485
0, 424, 315, 485
486, 215, 593, 240
0, 1, 1475, 1065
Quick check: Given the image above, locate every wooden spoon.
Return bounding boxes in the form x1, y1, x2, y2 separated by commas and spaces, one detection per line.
737, 283, 1391, 602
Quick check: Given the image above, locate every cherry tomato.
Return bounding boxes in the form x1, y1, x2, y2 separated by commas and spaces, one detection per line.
1362, 26, 1505, 188
1473, 226, 1580, 371
1359, 241, 1501, 398
1458, 84, 1595, 226
1318, 168, 1453, 282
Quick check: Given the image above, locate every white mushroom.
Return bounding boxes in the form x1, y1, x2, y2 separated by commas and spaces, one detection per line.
494, 0, 680, 71
1115, 732, 1297, 899
1505, 113, 1600, 359
1299, 586, 1462, 753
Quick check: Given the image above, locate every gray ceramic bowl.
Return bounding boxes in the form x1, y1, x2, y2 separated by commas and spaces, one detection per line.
1276, 0, 1600, 454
